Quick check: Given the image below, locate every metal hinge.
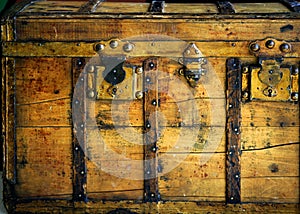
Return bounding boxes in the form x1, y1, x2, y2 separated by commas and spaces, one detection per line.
242, 38, 299, 102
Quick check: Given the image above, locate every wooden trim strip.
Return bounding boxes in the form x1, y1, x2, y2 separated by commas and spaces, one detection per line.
281, 0, 300, 13
78, 0, 105, 13
72, 58, 88, 202
226, 58, 242, 204
143, 58, 160, 202
216, 1, 235, 14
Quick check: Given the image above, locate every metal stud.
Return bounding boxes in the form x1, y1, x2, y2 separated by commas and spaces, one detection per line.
135, 91, 143, 99
150, 193, 155, 197
148, 62, 155, 69
291, 92, 298, 101
75, 100, 80, 105
109, 40, 118, 49
242, 67, 248, 74
81, 171, 84, 175
146, 122, 151, 129
75, 147, 79, 151
250, 43, 260, 52
151, 100, 157, 106
88, 90, 95, 98
280, 43, 291, 53
265, 40, 275, 49
94, 43, 105, 52
123, 43, 134, 52
86, 65, 94, 73
242, 91, 249, 99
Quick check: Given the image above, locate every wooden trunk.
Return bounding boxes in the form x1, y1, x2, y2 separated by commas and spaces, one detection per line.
1, 1, 299, 213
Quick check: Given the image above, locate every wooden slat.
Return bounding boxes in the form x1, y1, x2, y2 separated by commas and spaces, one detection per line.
86, 160, 144, 200
242, 126, 299, 150
242, 177, 299, 203
157, 127, 226, 153
158, 153, 225, 201
242, 144, 299, 178
241, 102, 299, 127
15, 127, 73, 198
15, 58, 72, 104
16, 98, 71, 127
15, 19, 300, 42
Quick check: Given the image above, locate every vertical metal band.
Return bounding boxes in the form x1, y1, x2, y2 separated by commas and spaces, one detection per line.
216, 1, 235, 14
281, 0, 300, 13
226, 58, 242, 204
78, 0, 105, 13
143, 58, 160, 202
72, 58, 88, 202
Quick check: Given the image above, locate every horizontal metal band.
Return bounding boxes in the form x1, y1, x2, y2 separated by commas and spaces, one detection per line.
2, 40, 300, 57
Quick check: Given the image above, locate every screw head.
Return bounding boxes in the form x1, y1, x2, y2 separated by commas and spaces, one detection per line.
265, 40, 275, 49
280, 43, 291, 53
94, 43, 105, 52
250, 43, 260, 52
135, 91, 143, 99
109, 40, 118, 49
135, 67, 143, 74
123, 43, 134, 52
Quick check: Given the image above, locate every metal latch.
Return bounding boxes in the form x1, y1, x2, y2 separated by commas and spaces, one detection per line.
242, 38, 299, 102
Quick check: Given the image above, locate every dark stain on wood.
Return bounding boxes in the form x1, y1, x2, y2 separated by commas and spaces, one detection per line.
269, 163, 279, 173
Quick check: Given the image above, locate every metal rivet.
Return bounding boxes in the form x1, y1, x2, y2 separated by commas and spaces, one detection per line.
292, 67, 299, 75
235, 174, 239, 178
135, 91, 143, 99
94, 43, 105, 52
250, 43, 260, 52
230, 197, 234, 200
81, 171, 84, 175
146, 122, 151, 129
151, 100, 157, 106
78, 194, 82, 198
80, 77, 84, 82
109, 40, 118, 49
229, 104, 233, 108
242, 91, 249, 99
88, 90, 95, 98
242, 67, 248, 74
148, 62, 155, 69
123, 43, 133, 52
76, 43, 81, 46
136, 67, 143, 74
80, 124, 84, 129
151, 193, 155, 197
280, 43, 291, 53
75, 147, 79, 151
152, 147, 157, 152
146, 171, 150, 175
265, 40, 275, 49
291, 92, 298, 101
75, 100, 79, 105
146, 77, 151, 83
86, 65, 94, 73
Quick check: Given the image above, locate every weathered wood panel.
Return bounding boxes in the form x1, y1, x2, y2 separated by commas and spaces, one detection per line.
242, 144, 299, 178
15, 19, 300, 42
15, 58, 72, 104
241, 102, 299, 127
242, 127, 299, 149
15, 127, 73, 198
158, 153, 226, 201
242, 177, 299, 203
16, 98, 71, 127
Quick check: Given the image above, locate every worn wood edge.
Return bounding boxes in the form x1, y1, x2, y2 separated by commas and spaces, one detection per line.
13, 200, 300, 213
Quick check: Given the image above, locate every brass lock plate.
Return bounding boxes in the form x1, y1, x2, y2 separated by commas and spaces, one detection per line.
250, 59, 292, 101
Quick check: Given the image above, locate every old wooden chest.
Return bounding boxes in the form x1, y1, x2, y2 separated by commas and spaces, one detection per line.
1, 0, 299, 213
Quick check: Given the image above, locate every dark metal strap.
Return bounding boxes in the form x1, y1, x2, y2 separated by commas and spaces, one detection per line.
281, 0, 300, 12
79, 0, 105, 13
143, 58, 160, 202
72, 58, 88, 202
149, 0, 165, 13
226, 58, 242, 204
216, 1, 235, 14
